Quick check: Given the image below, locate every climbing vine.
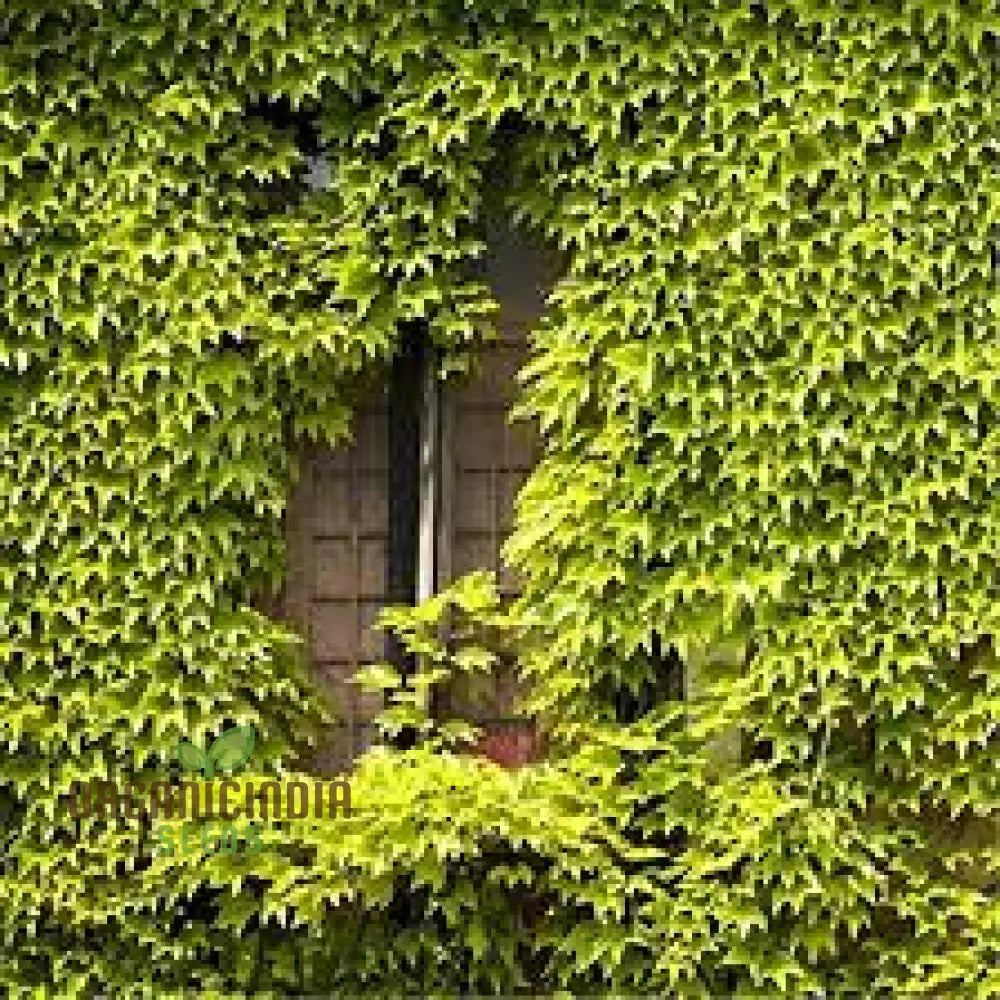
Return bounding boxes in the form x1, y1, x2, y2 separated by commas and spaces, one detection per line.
2, 1, 999, 995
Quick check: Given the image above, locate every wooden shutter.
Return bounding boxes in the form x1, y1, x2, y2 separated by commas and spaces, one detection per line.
434, 221, 555, 730
282, 392, 391, 770
437, 327, 537, 598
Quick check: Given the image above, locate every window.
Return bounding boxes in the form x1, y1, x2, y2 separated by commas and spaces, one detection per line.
275, 213, 555, 770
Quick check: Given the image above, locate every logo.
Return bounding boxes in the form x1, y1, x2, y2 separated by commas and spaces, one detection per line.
176, 724, 255, 779
64, 724, 352, 860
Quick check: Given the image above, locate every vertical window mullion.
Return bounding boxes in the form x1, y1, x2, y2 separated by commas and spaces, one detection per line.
417, 349, 440, 604
387, 331, 423, 748
437, 377, 455, 593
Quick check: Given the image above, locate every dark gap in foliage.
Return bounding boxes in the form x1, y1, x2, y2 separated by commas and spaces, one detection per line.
607, 632, 688, 864
244, 95, 322, 159
744, 730, 774, 765
168, 883, 223, 937
0, 783, 26, 865
609, 634, 685, 726
237, 94, 323, 239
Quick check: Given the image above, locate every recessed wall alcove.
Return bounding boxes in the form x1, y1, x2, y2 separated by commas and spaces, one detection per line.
273, 216, 560, 769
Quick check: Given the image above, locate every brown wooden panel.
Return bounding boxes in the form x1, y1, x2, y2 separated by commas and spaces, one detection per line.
315, 661, 358, 706
309, 602, 362, 661
309, 598, 390, 661
451, 534, 498, 577
453, 409, 536, 471
322, 407, 389, 473
438, 286, 544, 731
309, 470, 390, 536
452, 469, 526, 533
357, 599, 389, 660
452, 533, 519, 592
353, 409, 389, 471
279, 399, 393, 772
453, 342, 529, 405
313, 538, 387, 600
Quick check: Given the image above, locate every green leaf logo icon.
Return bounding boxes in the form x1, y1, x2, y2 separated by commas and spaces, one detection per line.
177, 741, 207, 774
175, 725, 255, 779
207, 725, 255, 777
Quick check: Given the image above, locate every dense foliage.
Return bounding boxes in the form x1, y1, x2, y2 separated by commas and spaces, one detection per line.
2, 0, 999, 995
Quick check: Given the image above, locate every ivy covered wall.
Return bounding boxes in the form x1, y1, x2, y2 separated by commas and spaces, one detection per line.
2, 1, 999, 996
